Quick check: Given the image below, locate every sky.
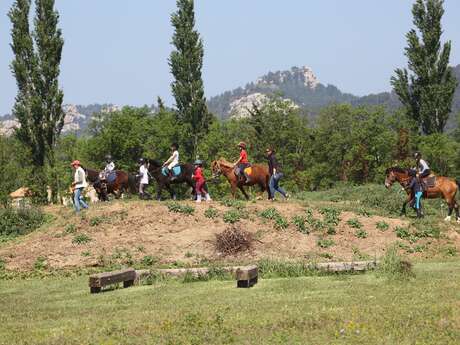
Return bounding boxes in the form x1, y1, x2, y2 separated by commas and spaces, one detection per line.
1, 0, 460, 115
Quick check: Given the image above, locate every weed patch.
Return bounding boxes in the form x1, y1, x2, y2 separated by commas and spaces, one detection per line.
376, 221, 389, 231
204, 207, 219, 219
377, 245, 415, 280
355, 229, 368, 239
347, 218, 363, 229
167, 202, 195, 215
72, 233, 92, 245
317, 238, 335, 248
292, 216, 309, 234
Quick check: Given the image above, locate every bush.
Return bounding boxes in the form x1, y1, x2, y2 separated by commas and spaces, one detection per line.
319, 207, 341, 225
259, 208, 281, 220
204, 207, 219, 219
166, 202, 195, 215
347, 218, 363, 229
72, 233, 92, 245
317, 238, 335, 248
355, 229, 368, 239
377, 245, 415, 280
215, 225, 253, 255
376, 221, 389, 231
274, 215, 289, 230
0, 207, 46, 238
141, 255, 158, 267
395, 226, 411, 240
222, 210, 242, 224
65, 224, 76, 234
292, 216, 309, 234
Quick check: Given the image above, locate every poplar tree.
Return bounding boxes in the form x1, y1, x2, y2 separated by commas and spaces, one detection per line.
391, 0, 457, 134
9, 0, 64, 202
169, 0, 211, 160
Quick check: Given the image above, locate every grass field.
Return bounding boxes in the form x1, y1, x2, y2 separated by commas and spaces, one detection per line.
1, 261, 459, 345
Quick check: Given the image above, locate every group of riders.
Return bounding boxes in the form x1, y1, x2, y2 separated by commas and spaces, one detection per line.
70, 141, 431, 217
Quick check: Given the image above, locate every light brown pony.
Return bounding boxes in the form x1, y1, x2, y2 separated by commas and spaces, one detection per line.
385, 167, 460, 222
211, 159, 270, 200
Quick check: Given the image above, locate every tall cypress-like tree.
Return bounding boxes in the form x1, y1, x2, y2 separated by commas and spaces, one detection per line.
169, 0, 211, 160
9, 0, 64, 202
391, 0, 457, 134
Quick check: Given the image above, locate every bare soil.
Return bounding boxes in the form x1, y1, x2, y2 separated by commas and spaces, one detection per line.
0, 199, 459, 271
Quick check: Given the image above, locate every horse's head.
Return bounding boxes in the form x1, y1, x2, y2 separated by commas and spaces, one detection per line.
211, 160, 222, 179
385, 167, 409, 189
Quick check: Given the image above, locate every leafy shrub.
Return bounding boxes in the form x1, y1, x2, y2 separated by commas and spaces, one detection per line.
141, 255, 158, 266
65, 224, 76, 234
355, 229, 368, 239
223, 210, 241, 224
347, 218, 363, 229
220, 198, 245, 210
259, 207, 281, 220
395, 226, 411, 240
274, 215, 289, 230
412, 221, 440, 239
376, 221, 389, 231
89, 216, 109, 227
215, 225, 253, 255
292, 216, 309, 234
167, 202, 195, 215
377, 245, 415, 280
204, 207, 219, 219
317, 238, 335, 248
319, 207, 341, 225
34, 256, 48, 271
72, 233, 92, 245
0, 207, 46, 238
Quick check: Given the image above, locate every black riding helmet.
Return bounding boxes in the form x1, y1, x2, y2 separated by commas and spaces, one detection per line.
414, 152, 422, 159
171, 143, 179, 150
138, 158, 145, 164
105, 155, 113, 162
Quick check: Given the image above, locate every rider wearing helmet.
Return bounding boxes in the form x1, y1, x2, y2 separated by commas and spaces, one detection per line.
163, 143, 180, 181
414, 152, 431, 178
233, 142, 251, 183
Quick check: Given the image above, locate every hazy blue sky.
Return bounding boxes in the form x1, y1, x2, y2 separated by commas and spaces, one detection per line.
1, 0, 460, 115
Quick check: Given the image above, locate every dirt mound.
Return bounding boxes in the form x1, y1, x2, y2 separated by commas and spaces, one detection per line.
0, 199, 457, 271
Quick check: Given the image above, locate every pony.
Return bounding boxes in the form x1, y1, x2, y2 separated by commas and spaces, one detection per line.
83, 167, 137, 201
211, 158, 270, 200
384, 166, 460, 222
146, 159, 196, 201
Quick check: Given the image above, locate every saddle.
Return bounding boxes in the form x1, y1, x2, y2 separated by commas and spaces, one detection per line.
162, 166, 181, 177
421, 175, 436, 189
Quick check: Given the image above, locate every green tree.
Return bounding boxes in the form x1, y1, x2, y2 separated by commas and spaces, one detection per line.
9, 0, 64, 202
169, 0, 211, 160
391, 0, 457, 134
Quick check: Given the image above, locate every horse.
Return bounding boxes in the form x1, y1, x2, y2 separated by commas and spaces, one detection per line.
384, 167, 460, 222
83, 167, 137, 201
146, 159, 196, 201
211, 158, 270, 200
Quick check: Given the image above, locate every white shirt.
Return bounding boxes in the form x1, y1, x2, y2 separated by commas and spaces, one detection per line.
167, 150, 179, 169
418, 159, 429, 173
105, 162, 115, 172
139, 165, 149, 184
74, 167, 88, 189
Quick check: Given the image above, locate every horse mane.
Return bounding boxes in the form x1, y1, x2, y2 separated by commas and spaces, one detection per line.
147, 159, 162, 168
217, 158, 234, 168
385, 166, 410, 175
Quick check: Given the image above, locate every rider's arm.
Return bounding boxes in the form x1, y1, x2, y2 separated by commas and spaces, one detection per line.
233, 156, 242, 167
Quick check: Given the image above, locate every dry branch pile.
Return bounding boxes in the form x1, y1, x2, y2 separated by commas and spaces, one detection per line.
215, 225, 253, 256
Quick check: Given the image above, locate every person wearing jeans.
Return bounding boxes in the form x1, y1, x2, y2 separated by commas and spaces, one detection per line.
71, 160, 89, 213
266, 148, 288, 200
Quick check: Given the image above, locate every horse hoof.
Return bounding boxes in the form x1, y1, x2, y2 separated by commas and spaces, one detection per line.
444, 216, 452, 222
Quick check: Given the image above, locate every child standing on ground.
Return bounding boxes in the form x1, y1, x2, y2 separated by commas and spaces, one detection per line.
193, 160, 211, 203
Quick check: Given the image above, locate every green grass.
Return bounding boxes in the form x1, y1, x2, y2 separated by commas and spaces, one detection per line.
0, 262, 459, 344
166, 202, 195, 215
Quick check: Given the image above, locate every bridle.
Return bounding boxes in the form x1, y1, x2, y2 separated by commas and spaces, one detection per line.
212, 161, 223, 179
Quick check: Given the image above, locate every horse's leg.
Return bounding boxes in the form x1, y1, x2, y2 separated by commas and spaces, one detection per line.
238, 184, 250, 200
156, 184, 163, 201
166, 184, 176, 200
444, 196, 453, 222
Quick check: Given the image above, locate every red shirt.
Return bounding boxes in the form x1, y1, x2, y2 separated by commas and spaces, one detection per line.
193, 167, 205, 182
239, 150, 249, 164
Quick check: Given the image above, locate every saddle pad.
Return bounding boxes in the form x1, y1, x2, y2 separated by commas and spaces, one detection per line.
162, 166, 181, 177
244, 167, 252, 176
423, 176, 436, 188
107, 172, 117, 183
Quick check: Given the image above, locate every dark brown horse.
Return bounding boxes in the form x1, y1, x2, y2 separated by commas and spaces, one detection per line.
385, 167, 460, 222
84, 167, 137, 201
211, 159, 270, 200
147, 159, 196, 201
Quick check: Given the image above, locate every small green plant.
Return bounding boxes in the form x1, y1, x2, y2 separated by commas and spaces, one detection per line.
204, 207, 219, 219
413, 244, 426, 253
34, 256, 47, 270
318, 252, 333, 260
351, 246, 371, 260
64, 224, 76, 234
81, 251, 91, 257
377, 245, 415, 280
72, 233, 92, 245
357, 208, 372, 217
259, 207, 281, 220
89, 216, 106, 227
223, 210, 241, 224
376, 221, 389, 232
326, 226, 336, 235
444, 246, 457, 257
347, 218, 363, 229
136, 245, 145, 253
0, 258, 5, 270
395, 226, 411, 240
141, 255, 158, 266
355, 229, 368, 239
220, 198, 245, 210
166, 202, 194, 215
317, 238, 335, 248
274, 216, 289, 230
292, 216, 309, 234
319, 207, 341, 225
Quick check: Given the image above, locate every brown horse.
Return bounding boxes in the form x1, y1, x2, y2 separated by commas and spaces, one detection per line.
211, 159, 270, 200
84, 167, 137, 200
385, 167, 460, 222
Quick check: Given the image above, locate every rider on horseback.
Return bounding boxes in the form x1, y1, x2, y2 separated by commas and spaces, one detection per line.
163, 143, 180, 181
414, 152, 431, 178
101, 155, 115, 181
233, 142, 250, 183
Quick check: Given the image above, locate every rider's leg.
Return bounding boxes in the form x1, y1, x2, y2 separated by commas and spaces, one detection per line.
415, 192, 423, 218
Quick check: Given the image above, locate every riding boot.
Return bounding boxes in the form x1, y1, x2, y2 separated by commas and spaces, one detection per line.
416, 208, 423, 219
205, 193, 212, 202
196, 194, 202, 203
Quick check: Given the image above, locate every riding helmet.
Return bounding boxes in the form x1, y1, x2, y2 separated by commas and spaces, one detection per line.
105, 155, 112, 162
238, 142, 247, 149
193, 160, 203, 166
138, 158, 145, 164
414, 152, 421, 159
